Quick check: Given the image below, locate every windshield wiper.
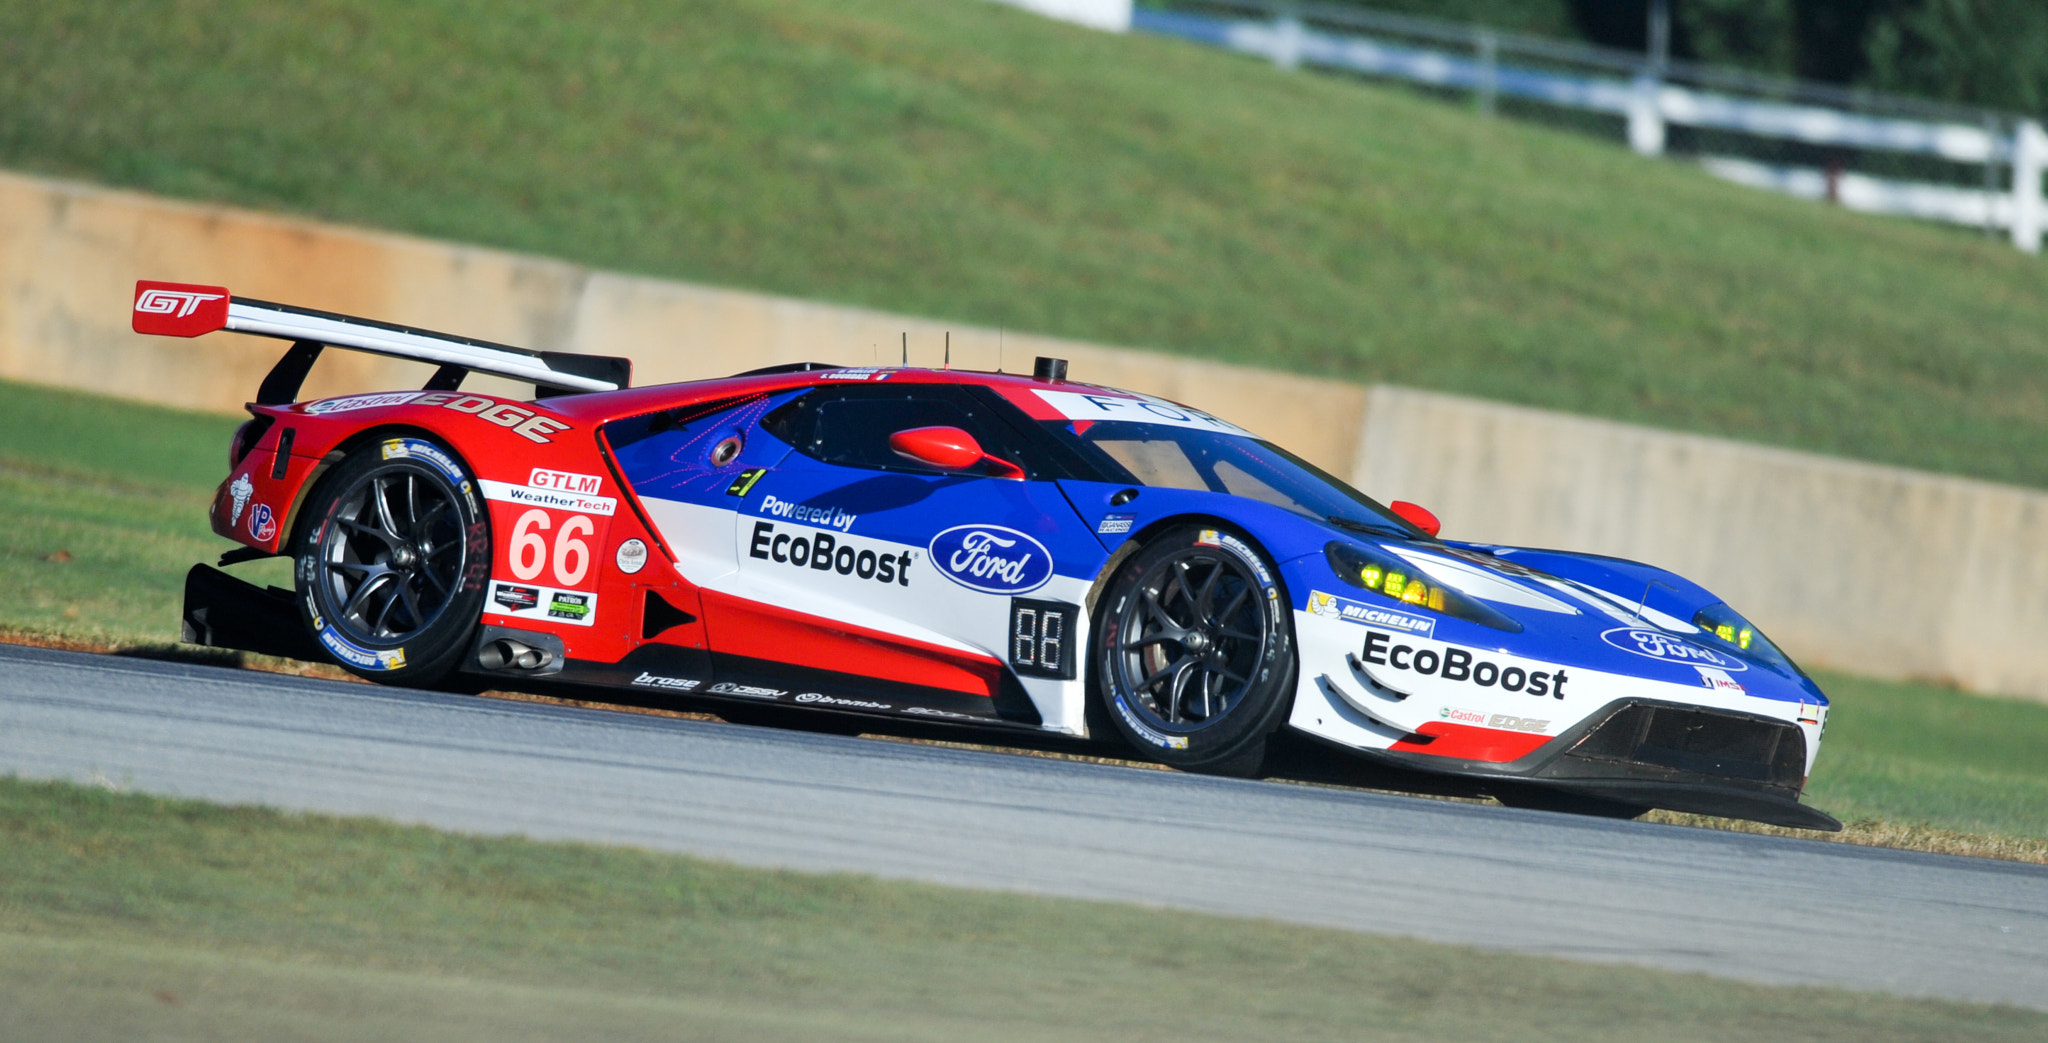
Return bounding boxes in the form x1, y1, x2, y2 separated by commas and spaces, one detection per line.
1325, 514, 1411, 538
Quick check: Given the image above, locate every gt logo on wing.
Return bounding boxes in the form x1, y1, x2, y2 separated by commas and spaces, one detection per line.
135, 288, 225, 317
132, 281, 232, 337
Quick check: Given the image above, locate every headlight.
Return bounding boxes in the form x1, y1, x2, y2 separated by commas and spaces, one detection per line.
1690, 602, 1800, 674
1324, 541, 1522, 633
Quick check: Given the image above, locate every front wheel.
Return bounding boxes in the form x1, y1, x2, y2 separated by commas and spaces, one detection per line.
1092, 524, 1296, 777
295, 436, 490, 685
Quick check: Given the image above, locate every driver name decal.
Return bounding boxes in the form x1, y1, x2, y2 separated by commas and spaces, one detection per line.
1030, 389, 1250, 435
928, 525, 1052, 595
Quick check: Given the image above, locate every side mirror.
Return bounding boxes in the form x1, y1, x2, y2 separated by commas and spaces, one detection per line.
888, 426, 1025, 480
1389, 500, 1441, 537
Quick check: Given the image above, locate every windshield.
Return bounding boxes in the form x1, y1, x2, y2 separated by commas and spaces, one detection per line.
1043, 419, 1427, 538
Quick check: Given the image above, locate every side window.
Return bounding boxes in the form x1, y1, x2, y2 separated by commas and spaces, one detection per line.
762, 386, 1029, 476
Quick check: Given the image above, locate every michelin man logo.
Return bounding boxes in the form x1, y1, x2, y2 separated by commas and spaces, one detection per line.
228, 473, 254, 525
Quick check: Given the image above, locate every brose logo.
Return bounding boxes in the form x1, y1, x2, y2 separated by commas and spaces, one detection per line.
631, 672, 700, 691
928, 525, 1052, 595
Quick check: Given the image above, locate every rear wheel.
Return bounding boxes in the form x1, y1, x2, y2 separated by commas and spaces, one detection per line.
295, 437, 490, 685
1093, 524, 1295, 777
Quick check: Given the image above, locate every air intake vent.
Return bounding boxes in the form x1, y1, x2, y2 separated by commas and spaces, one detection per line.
1548, 702, 1806, 793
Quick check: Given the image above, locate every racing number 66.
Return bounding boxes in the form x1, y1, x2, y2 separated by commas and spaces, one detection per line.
508, 508, 594, 587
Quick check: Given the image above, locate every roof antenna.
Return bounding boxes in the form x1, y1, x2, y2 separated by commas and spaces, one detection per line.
944, 331, 950, 370
901, 332, 907, 367
998, 328, 1004, 373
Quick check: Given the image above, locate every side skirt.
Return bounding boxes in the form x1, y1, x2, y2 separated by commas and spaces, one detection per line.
486, 647, 1045, 730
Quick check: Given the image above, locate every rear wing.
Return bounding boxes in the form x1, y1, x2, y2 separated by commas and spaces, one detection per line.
132, 280, 630, 402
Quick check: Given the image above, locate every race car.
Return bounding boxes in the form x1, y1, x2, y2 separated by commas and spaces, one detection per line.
138, 279, 1839, 831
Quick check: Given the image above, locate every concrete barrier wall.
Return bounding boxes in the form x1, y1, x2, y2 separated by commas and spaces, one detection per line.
4, 169, 2044, 701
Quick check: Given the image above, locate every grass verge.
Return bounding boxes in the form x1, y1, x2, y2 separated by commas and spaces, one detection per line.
7, 1, 2048, 487
1, 776, 2041, 1043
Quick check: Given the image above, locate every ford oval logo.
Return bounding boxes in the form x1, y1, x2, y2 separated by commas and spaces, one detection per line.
1599, 627, 1746, 671
928, 525, 1053, 595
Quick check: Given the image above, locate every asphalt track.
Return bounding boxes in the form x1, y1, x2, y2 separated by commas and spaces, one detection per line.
2, 643, 2043, 1009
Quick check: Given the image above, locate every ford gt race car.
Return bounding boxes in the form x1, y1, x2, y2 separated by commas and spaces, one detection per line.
138, 279, 1838, 831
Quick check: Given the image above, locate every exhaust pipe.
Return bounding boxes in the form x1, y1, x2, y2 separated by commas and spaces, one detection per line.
478, 638, 553, 671
469, 625, 566, 676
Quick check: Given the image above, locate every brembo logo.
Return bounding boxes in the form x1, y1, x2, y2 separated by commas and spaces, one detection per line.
1600, 628, 1746, 671
135, 288, 224, 317
928, 525, 1052, 595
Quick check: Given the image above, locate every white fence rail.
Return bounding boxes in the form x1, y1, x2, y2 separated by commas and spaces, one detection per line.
990, 0, 2048, 253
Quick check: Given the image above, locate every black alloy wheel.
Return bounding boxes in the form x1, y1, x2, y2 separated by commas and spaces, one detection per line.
296, 439, 489, 685
1095, 524, 1295, 776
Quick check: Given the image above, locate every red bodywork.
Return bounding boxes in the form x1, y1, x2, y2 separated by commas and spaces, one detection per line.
212, 368, 1116, 693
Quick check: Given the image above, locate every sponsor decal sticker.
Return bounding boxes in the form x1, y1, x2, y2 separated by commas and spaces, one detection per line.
1601, 627, 1747, 671
631, 672, 701, 691
726, 468, 767, 497
709, 682, 783, 700
1096, 513, 1136, 535
247, 503, 277, 542
478, 479, 616, 516
1439, 706, 1548, 733
758, 493, 857, 532
794, 693, 892, 710
905, 706, 981, 721
749, 522, 913, 585
319, 626, 405, 671
306, 391, 426, 414
492, 584, 541, 612
380, 438, 466, 482
1695, 666, 1747, 693
227, 473, 254, 526
487, 581, 598, 627
529, 468, 603, 494
929, 524, 1053, 595
615, 538, 648, 575
302, 392, 572, 443
821, 368, 891, 381
1361, 631, 1568, 699
1308, 590, 1435, 637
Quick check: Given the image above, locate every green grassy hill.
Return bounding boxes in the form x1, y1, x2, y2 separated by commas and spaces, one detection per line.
6, 0, 2048, 485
